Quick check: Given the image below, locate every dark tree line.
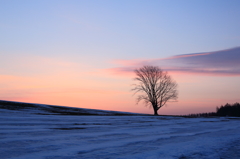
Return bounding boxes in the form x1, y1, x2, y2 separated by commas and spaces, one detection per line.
185, 103, 240, 117
186, 112, 217, 117
216, 103, 240, 117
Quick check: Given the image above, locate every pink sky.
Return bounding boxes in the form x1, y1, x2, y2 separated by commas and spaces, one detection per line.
1, 48, 240, 115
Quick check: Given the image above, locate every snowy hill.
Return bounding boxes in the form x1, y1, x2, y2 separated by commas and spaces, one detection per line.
1, 100, 240, 158
0, 100, 146, 116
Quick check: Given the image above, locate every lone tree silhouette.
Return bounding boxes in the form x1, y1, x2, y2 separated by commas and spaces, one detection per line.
132, 66, 178, 115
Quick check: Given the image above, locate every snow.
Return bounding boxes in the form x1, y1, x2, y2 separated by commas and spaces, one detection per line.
1, 108, 240, 159
0, 100, 142, 116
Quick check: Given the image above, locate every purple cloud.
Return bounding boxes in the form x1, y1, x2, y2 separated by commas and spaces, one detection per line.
111, 47, 240, 76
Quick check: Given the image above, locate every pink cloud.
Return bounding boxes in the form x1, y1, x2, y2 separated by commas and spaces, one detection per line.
108, 47, 240, 76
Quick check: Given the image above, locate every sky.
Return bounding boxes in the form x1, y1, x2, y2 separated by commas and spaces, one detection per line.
1, 0, 240, 115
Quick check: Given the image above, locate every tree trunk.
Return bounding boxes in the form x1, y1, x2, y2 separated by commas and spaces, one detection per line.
153, 108, 158, 116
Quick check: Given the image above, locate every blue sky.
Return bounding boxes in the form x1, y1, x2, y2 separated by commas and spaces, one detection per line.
2, 0, 240, 59
1, 0, 240, 115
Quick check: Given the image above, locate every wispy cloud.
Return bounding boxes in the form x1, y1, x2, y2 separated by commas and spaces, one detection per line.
109, 47, 240, 76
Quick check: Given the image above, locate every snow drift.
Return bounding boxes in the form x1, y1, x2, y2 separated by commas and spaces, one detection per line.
0, 100, 240, 159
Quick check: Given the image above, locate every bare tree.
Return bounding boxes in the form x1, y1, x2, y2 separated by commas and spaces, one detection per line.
132, 66, 178, 115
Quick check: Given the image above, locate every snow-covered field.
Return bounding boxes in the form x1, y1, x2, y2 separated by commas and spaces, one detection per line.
1, 106, 240, 159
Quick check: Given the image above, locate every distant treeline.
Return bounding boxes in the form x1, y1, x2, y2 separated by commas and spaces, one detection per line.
216, 103, 240, 117
186, 103, 240, 117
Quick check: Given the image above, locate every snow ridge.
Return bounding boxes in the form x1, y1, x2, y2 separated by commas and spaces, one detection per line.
1, 100, 240, 158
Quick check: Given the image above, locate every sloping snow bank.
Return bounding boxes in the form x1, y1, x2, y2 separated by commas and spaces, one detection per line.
1, 107, 240, 159
0, 100, 144, 116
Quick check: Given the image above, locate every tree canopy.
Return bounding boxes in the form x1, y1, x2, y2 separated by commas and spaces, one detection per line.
132, 66, 178, 115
